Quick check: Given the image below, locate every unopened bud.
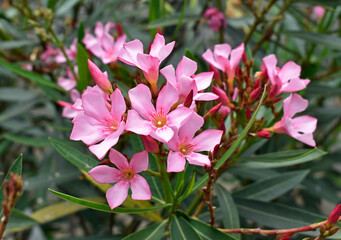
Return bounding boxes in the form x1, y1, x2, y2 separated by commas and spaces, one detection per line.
209, 65, 221, 82
256, 130, 271, 139
327, 204, 341, 227
281, 233, 293, 240
235, 67, 242, 78
269, 84, 279, 99
254, 78, 260, 89
242, 52, 248, 65
88, 59, 113, 94
219, 120, 226, 135
212, 86, 229, 104
328, 226, 340, 236
246, 108, 252, 120
249, 87, 261, 101
203, 103, 222, 120
273, 97, 282, 103
116, 23, 124, 36
184, 90, 193, 108
141, 136, 159, 153
99, 159, 110, 165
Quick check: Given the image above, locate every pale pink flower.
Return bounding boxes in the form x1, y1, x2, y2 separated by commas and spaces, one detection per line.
56, 39, 78, 63
202, 43, 244, 91
70, 86, 126, 159
203, 7, 226, 32
83, 22, 126, 64
273, 93, 317, 147
167, 112, 223, 172
160, 56, 218, 106
125, 83, 193, 143
262, 54, 310, 97
40, 44, 59, 63
88, 60, 113, 94
58, 89, 81, 118
118, 33, 175, 87
313, 6, 325, 20
89, 149, 151, 209
57, 67, 78, 91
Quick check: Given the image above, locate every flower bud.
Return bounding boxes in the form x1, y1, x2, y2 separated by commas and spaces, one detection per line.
242, 52, 248, 65
219, 119, 226, 135
203, 103, 222, 120
246, 108, 252, 120
249, 87, 261, 101
141, 136, 159, 153
254, 78, 260, 89
116, 23, 124, 36
256, 130, 271, 139
212, 86, 229, 104
209, 64, 221, 83
184, 90, 193, 108
327, 204, 341, 227
88, 60, 113, 94
328, 226, 340, 236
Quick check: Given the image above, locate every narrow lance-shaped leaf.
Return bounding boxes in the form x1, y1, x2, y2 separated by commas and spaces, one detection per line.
122, 220, 167, 240
170, 215, 201, 240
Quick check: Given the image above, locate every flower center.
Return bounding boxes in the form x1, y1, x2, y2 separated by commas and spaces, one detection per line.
151, 113, 167, 128
178, 142, 193, 156
122, 169, 134, 180
105, 118, 119, 133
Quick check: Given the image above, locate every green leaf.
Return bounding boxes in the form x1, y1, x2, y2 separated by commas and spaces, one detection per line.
122, 220, 167, 240
188, 217, 238, 240
78, 22, 85, 43
236, 148, 326, 168
295, 0, 341, 7
49, 189, 171, 213
170, 215, 201, 240
285, 31, 341, 50
148, 0, 162, 36
0, 40, 35, 50
0, 98, 41, 123
215, 184, 240, 234
55, 0, 80, 16
6, 209, 38, 231
235, 198, 326, 229
47, 0, 59, 9
0, 58, 65, 91
0, 87, 36, 101
179, 173, 195, 200
233, 170, 309, 201
76, 43, 90, 92
3, 134, 50, 147
191, 87, 267, 193
147, 14, 199, 29
0, 154, 23, 203
49, 138, 98, 172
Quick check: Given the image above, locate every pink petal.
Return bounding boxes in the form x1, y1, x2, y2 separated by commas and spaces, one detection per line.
262, 54, 278, 85
167, 107, 193, 129
160, 65, 177, 88
113, 35, 126, 53
167, 151, 186, 172
291, 132, 316, 147
57, 77, 76, 91
202, 49, 224, 71
292, 115, 317, 133
280, 78, 310, 93
106, 181, 129, 209
176, 56, 197, 79
82, 89, 112, 124
110, 88, 126, 120
178, 112, 204, 140
156, 83, 179, 114
158, 41, 175, 63
278, 61, 301, 82
128, 84, 155, 119
192, 129, 223, 152
283, 93, 308, 118
109, 148, 129, 170
118, 39, 144, 67
166, 132, 179, 152
125, 110, 152, 135
149, 33, 165, 58
88, 165, 120, 184
94, 22, 104, 38
130, 150, 149, 173
193, 72, 214, 91
136, 54, 159, 84
150, 125, 174, 143
130, 174, 152, 200
178, 76, 197, 100
194, 92, 219, 101
186, 152, 211, 167
89, 122, 125, 159
230, 43, 244, 70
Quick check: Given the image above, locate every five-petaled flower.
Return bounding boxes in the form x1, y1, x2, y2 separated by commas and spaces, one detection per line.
89, 149, 151, 209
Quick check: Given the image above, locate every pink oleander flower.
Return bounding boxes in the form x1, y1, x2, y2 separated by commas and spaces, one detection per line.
57, 67, 78, 91
125, 83, 193, 143
272, 93, 317, 147
202, 43, 244, 92
83, 22, 126, 64
203, 7, 226, 32
160, 56, 218, 107
88, 60, 113, 94
262, 54, 310, 97
56, 39, 78, 63
166, 112, 223, 172
212, 85, 238, 118
313, 6, 325, 20
58, 89, 81, 118
70, 86, 126, 159
118, 33, 175, 94
40, 44, 60, 63
89, 149, 151, 209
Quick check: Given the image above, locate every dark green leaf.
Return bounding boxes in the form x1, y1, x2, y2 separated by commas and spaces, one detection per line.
55, 0, 80, 16
215, 184, 240, 233
122, 221, 167, 240
78, 22, 85, 43
76, 43, 90, 92
49, 189, 171, 213
49, 138, 98, 172
0, 87, 36, 101
233, 170, 309, 201
0, 98, 41, 123
6, 209, 38, 230
285, 31, 341, 50
0, 154, 23, 203
0, 40, 35, 50
188, 217, 238, 240
3, 134, 50, 147
170, 215, 201, 240
47, 0, 59, 9
236, 148, 326, 168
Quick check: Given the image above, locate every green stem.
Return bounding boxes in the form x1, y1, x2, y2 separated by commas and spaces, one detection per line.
153, 154, 174, 203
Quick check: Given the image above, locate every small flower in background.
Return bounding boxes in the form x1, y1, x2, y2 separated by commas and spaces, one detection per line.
89, 149, 151, 209
313, 6, 325, 20
57, 67, 78, 91
271, 93, 317, 147
56, 39, 78, 63
118, 33, 175, 95
203, 7, 226, 32
57, 89, 81, 119
83, 22, 126, 64
262, 54, 310, 98
160, 56, 217, 107
166, 112, 223, 172
125, 83, 193, 143
40, 44, 60, 64
70, 86, 126, 159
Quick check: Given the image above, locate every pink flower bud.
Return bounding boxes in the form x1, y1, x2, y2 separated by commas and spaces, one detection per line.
242, 52, 248, 65
249, 87, 261, 101
219, 119, 226, 135
141, 135, 159, 153
204, 103, 222, 120
256, 130, 271, 139
281, 233, 293, 240
327, 204, 341, 227
254, 78, 260, 89
246, 108, 252, 120
184, 90, 193, 108
88, 60, 113, 94
116, 23, 124, 36
209, 64, 221, 82
212, 86, 229, 104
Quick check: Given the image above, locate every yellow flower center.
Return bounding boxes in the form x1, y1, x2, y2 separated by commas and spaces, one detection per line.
151, 113, 167, 128
178, 142, 192, 156
122, 169, 134, 180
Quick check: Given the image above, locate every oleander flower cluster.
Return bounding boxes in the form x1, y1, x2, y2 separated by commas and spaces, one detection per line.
46, 21, 317, 209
